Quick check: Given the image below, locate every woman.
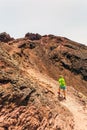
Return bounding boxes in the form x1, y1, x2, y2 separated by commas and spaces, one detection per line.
58, 75, 66, 99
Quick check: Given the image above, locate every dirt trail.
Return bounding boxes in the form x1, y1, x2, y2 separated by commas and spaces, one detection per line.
25, 68, 87, 130
61, 94, 87, 130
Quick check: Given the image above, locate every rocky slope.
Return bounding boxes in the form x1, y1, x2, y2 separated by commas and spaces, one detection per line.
0, 32, 87, 130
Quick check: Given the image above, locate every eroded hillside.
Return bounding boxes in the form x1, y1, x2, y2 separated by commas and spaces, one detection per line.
0, 32, 87, 130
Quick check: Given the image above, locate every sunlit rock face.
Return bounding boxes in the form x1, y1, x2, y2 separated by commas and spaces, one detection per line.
0, 32, 87, 130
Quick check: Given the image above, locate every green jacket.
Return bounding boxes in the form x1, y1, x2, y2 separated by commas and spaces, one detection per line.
58, 77, 66, 86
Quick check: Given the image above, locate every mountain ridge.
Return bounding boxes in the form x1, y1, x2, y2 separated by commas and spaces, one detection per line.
0, 32, 87, 130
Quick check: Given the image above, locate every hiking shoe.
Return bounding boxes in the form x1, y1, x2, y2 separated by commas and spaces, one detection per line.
64, 97, 66, 100
58, 92, 61, 97
58, 92, 60, 95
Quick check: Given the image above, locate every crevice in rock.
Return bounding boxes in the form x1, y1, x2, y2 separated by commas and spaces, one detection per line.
0, 79, 11, 84
21, 88, 36, 106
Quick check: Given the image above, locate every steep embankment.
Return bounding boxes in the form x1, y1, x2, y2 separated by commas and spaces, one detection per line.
0, 32, 87, 130
4, 33, 87, 96
17, 34, 87, 95
0, 33, 74, 130
23, 68, 87, 130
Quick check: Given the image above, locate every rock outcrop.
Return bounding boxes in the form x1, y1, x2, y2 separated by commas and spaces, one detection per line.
25, 32, 41, 40
0, 32, 14, 42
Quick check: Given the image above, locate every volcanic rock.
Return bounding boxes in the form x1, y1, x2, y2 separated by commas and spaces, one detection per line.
0, 33, 87, 130
25, 32, 41, 40
0, 32, 14, 42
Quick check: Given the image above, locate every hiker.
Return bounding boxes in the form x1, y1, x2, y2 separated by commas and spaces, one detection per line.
58, 75, 66, 99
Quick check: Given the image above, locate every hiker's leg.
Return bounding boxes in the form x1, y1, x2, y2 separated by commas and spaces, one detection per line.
63, 89, 66, 99
58, 87, 61, 95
